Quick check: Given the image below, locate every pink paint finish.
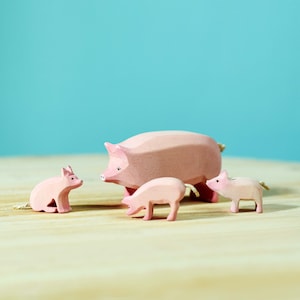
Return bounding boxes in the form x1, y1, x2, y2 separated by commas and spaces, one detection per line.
101, 131, 223, 202
121, 177, 194, 221
30, 166, 83, 213
206, 170, 270, 213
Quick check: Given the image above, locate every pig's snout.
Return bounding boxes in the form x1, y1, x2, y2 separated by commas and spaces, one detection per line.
75, 179, 83, 187
100, 174, 106, 181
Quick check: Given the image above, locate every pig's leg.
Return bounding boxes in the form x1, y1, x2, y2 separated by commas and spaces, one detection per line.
56, 202, 71, 213
167, 202, 180, 221
44, 199, 58, 213
143, 202, 154, 220
250, 189, 263, 213
193, 182, 218, 203
44, 207, 57, 213
56, 194, 71, 213
254, 194, 263, 213
230, 198, 239, 213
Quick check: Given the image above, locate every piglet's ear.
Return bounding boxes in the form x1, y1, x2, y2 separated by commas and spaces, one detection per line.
66, 165, 73, 174
220, 170, 229, 178
61, 168, 69, 177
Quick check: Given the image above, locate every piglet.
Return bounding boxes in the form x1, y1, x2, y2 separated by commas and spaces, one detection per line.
121, 177, 199, 221
30, 165, 83, 213
206, 170, 269, 213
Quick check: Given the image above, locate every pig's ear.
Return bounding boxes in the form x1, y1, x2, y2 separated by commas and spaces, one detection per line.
221, 170, 229, 178
116, 144, 129, 153
105, 142, 129, 155
66, 165, 73, 174
61, 168, 69, 177
104, 142, 117, 154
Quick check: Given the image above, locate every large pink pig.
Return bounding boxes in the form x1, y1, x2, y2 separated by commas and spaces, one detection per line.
101, 131, 224, 202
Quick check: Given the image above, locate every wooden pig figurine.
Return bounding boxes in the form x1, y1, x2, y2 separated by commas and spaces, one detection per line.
30, 166, 83, 213
101, 131, 224, 203
121, 177, 199, 221
206, 170, 269, 213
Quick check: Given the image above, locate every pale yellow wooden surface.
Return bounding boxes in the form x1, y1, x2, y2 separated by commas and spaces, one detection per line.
0, 154, 300, 300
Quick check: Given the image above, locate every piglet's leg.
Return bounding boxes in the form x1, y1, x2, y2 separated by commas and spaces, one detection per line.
42, 199, 57, 213
44, 206, 58, 213
57, 202, 71, 213
56, 194, 71, 213
255, 197, 263, 213
230, 198, 239, 213
167, 202, 180, 221
143, 203, 154, 220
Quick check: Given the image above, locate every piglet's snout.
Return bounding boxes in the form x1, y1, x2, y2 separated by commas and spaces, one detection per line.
100, 174, 106, 181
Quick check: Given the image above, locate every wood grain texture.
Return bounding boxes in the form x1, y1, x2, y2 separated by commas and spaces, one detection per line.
1, 154, 300, 300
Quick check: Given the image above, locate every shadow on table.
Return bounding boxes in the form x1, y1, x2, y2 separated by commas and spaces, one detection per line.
176, 203, 299, 221
70, 185, 299, 216
71, 203, 124, 212
68, 201, 298, 221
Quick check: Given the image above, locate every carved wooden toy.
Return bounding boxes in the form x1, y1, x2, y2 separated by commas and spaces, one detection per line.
206, 170, 269, 213
30, 165, 83, 213
101, 131, 224, 203
121, 177, 199, 221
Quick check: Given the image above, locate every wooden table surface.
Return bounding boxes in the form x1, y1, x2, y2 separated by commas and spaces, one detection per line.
0, 154, 300, 300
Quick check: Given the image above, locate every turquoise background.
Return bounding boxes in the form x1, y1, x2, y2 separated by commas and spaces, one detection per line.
1, 0, 299, 161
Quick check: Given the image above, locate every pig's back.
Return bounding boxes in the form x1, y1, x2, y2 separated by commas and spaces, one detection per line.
135, 177, 186, 201
121, 131, 221, 185
30, 177, 60, 208
121, 131, 212, 151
